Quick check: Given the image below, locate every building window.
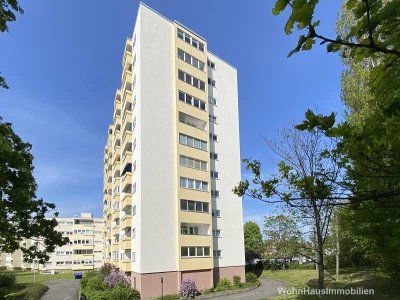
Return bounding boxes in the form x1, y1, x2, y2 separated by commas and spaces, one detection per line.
178, 91, 206, 111
177, 48, 205, 71
213, 250, 222, 258
213, 229, 221, 237
180, 177, 208, 192
181, 224, 200, 235
211, 190, 220, 198
132, 205, 136, 216
180, 155, 207, 171
132, 228, 136, 238
209, 115, 217, 124
212, 209, 221, 217
207, 59, 215, 69
209, 133, 218, 142
208, 78, 216, 87
74, 249, 93, 255
181, 246, 211, 258
211, 171, 219, 179
132, 252, 136, 262
209, 97, 217, 105
178, 69, 206, 91
210, 152, 218, 160
179, 133, 207, 151
177, 29, 205, 52
180, 199, 209, 213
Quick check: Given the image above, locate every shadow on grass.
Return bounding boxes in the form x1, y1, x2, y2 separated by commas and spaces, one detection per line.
294, 272, 400, 300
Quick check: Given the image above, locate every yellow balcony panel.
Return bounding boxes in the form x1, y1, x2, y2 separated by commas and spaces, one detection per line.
122, 87, 132, 107
122, 131, 132, 150
72, 244, 94, 250
112, 193, 119, 202
112, 129, 121, 144
180, 256, 213, 271
112, 243, 119, 252
121, 193, 132, 211
113, 141, 121, 153
120, 260, 132, 272
112, 258, 119, 265
180, 234, 213, 246
121, 239, 132, 250
112, 177, 120, 187
114, 97, 121, 113
122, 46, 132, 70
112, 209, 120, 220
122, 151, 132, 166
121, 215, 132, 229
121, 172, 132, 191
112, 226, 120, 236
122, 69, 132, 91
122, 109, 132, 127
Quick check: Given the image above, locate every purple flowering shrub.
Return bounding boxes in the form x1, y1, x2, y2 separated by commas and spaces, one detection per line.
180, 279, 199, 298
104, 271, 131, 288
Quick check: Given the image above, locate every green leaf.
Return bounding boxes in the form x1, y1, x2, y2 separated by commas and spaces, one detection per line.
272, 0, 291, 16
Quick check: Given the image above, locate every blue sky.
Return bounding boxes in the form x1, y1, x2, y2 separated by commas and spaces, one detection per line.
0, 0, 344, 225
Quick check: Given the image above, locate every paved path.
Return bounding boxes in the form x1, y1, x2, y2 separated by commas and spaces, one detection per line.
212, 278, 285, 300
41, 279, 80, 300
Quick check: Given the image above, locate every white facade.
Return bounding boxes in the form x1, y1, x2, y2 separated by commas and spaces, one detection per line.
103, 3, 245, 298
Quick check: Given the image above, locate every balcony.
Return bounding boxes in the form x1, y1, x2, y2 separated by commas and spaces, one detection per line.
121, 168, 132, 192
121, 193, 132, 211
112, 150, 120, 164
122, 81, 132, 105
121, 238, 132, 250
121, 215, 132, 230
113, 108, 121, 125
112, 226, 120, 236
122, 135, 132, 156
122, 97, 132, 118
120, 261, 132, 272
122, 149, 132, 166
121, 66, 132, 93
122, 38, 133, 69
114, 91, 122, 112
122, 109, 132, 129
113, 139, 121, 153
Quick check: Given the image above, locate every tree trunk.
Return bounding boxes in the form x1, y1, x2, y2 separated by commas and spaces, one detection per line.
313, 203, 325, 290
317, 251, 324, 290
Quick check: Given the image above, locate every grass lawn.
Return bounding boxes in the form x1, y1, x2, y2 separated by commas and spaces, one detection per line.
261, 268, 400, 300
14, 270, 73, 284
1, 270, 74, 299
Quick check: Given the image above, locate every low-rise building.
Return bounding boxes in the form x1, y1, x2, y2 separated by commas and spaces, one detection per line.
0, 213, 104, 272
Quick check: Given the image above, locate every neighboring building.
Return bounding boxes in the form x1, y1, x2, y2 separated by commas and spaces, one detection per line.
0, 213, 104, 272
102, 3, 245, 298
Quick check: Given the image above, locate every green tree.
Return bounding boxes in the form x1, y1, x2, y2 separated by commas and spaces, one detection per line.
243, 221, 264, 264
0, 0, 24, 88
235, 126, 346, 289
273, 0, 400, 278
263, 215, 302, 269
0, 118, 68, 263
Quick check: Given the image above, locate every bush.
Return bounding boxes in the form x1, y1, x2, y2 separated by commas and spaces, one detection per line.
100, 263, 117, 278
0, 273, 16, 288
214, 278, 232, 292
201, 288, 214, 295
104, 271, 131, 288
180, 279, 199, 298
81, 274, 106, 291
232, 275, 241, 287
5, 284, 48, 300
107, 284, 140, 300
245, 272, 258, 283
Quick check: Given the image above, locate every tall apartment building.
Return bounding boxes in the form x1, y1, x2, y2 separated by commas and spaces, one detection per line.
0, 213, 104, 272
102, 3, 245, 298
